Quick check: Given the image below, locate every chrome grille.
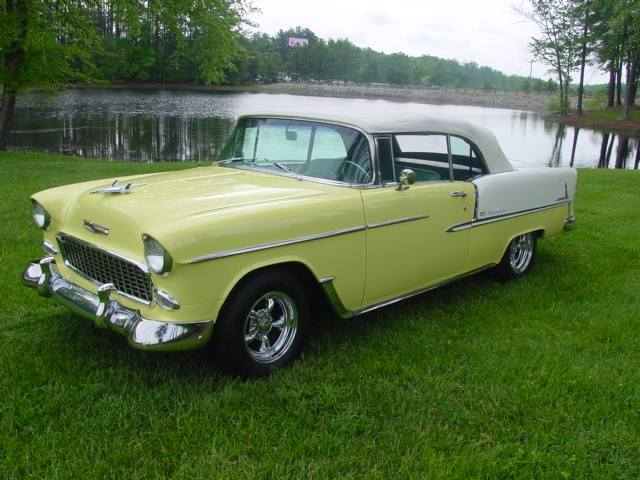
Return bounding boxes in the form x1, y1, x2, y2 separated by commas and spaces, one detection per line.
57, 233, 153, 303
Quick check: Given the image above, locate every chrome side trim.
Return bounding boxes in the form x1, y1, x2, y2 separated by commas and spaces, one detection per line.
320, 264, 496, 319
366, 214, 429, 229
448, 201, 571, 232
189, 226, 366, 264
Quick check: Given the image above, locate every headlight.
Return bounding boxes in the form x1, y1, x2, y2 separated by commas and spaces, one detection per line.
31, 200, 50, 230
142, 234, 173, 275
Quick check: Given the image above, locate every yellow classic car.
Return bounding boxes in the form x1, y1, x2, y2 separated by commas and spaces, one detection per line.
23, 112, 577, 376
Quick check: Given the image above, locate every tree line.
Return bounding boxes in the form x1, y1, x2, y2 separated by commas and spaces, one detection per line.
520, 0, 639, 118
231, 27, 555, 93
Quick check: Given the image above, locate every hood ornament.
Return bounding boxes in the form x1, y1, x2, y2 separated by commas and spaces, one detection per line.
90, 180, 146, 195
84, 220, 109, 235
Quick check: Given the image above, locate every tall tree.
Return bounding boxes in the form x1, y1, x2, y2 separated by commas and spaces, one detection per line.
0, 0, 96, 150
518, 0, 583, 116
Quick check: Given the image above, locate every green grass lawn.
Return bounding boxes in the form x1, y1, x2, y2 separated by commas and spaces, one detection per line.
1, 152, 639, 479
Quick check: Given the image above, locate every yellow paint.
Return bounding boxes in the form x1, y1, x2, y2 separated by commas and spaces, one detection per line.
33, 167, 570, 325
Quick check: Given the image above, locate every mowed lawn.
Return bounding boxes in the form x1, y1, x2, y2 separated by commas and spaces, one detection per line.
1, 152, 639, 479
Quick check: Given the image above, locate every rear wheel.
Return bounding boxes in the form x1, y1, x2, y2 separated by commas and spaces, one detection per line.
212, 270, 309, 377
495, 232, 537, 280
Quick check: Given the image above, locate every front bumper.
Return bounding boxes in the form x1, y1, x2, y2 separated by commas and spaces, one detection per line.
23, 257, 213, 352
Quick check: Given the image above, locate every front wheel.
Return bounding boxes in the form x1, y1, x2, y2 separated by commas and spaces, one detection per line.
211, 270, 309, 377
495, 232, 537, 280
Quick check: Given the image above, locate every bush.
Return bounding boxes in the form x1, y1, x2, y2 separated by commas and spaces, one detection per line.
546, 96, 571, 114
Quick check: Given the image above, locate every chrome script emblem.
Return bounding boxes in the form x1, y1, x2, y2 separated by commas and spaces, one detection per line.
83, 220, 109, 235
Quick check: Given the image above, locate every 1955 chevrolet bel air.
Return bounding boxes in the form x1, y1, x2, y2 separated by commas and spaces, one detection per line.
23, 112, 577, 376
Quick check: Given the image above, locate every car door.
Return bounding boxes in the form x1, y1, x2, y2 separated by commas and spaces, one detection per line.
361, 134, 475, 305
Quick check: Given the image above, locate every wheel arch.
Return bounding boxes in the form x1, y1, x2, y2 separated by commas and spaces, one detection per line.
215, 260, 334, 324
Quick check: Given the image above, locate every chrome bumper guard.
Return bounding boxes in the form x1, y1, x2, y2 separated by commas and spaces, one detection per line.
22, 257, 213, 352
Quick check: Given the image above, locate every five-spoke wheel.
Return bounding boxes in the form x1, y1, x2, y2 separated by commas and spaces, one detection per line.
243, 292, 298, 364
211, 270, 308, 377
496, 232, 537, 279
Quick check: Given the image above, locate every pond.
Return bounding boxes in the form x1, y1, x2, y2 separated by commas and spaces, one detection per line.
9, 88, 640, 169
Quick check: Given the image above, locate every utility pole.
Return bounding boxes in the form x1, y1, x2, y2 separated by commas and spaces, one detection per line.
529, 59, 534, 79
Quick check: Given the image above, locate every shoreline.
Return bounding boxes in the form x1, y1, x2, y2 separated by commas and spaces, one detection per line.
72, 81, 557, 112
549, 109, 640, 137
53, 82, 640, 136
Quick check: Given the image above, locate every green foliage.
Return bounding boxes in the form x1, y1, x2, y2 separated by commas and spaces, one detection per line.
1, 152, 640, 477
239, 32, 551, 91
0, 0, 97, 91
585, 87, 608, 109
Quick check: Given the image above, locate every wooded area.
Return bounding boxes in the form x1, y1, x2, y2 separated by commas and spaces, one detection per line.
520, 0, 639, 117
1, 0, 638, 150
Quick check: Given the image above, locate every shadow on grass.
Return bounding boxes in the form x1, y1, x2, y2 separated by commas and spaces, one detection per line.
24, 252, 564, 389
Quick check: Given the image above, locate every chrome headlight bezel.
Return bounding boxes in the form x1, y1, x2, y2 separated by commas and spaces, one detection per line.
31, 200, 50, 230
142, 234, 173, 275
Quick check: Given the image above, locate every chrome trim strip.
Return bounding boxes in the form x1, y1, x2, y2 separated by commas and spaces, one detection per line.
83, 219, 110, 235
43, 240, 59, 256
189, 226, 366, 264
366, 215, 429, 229
447, 201, 571, 232
321, 264, 496, 319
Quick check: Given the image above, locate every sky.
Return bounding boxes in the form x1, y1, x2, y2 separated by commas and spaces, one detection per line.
248, 0, 608, 85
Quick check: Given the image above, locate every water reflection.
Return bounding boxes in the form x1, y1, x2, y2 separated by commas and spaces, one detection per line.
8, 88, 640, 169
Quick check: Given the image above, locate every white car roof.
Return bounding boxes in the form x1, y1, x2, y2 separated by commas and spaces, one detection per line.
239, 112, 514, 174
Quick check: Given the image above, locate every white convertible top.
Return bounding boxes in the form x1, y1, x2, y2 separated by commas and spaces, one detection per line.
239, 111, 514, 174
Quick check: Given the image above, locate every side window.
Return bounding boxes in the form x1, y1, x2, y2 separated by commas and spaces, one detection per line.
377, 136, 396, 184
393, 134, 450, 181
450, 136, 486, 180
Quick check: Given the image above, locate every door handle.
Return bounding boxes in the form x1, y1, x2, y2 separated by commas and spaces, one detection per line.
450, 191, 467, 197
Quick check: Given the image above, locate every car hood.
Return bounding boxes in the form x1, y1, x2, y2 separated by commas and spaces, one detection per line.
75, 166, 328, 220
55, 166, 331, 254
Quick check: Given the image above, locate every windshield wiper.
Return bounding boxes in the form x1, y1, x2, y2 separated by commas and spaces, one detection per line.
214, 156, 255, 165
262, 158, 303, 180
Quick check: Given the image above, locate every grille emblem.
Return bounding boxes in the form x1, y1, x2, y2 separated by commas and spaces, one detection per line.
83, 220, 109, 235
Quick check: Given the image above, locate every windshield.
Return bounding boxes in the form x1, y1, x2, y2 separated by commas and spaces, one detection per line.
218, 118, 373, 184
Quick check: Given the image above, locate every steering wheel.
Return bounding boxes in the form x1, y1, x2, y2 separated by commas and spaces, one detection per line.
340, 160, 371, 183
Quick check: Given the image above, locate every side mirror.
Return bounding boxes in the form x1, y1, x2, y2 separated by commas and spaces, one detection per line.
397, 169, 416, 191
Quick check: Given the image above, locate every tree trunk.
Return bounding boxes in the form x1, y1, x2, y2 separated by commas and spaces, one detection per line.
616, 59, 623, 106
607, 65, 615, 107
623, 54, 638, 120
577, 14, 588, 115
635, 141, 640, 170
0, 86, 18, 151
0, 0, 28, 151
630, 63, 638, 106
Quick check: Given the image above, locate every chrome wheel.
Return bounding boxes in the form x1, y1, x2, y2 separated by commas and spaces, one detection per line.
243, 291, 298, 364
509, 233, 534, 274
